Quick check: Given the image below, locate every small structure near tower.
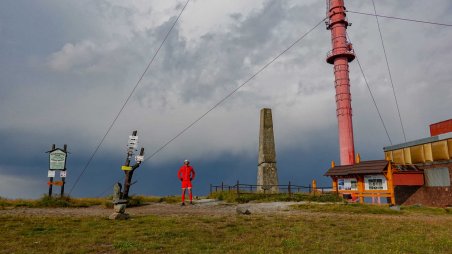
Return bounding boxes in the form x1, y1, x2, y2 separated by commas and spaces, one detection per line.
383, 119, 452, 207
257, 108, 279, 193
325, 119, 452, 207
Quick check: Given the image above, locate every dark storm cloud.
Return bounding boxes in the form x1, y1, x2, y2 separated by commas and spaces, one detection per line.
1, 0, 451, 198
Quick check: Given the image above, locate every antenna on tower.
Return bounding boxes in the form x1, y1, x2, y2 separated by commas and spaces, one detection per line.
325, 0, 331, 28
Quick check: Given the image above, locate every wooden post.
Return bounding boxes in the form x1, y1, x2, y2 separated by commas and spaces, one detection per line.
221, 181, 224, 192
48, 144, 56, 197
236, 180, 240, 198
311, 179, 317, 194
60, 144, 67, 197
122, 132, 133, 200
357, 176, 365, 204
60, 176, 65, 197
288, 181, 292, 197
123, 131, 145, 199
210, 184, 212, 195
332, 177, 339, 195
48, 177, 53, 197
386, 162, 396, 205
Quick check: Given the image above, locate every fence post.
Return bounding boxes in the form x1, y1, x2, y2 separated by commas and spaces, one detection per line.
288, 181, 292, 197
210, 184, 212, 195
221, 181, 224, 192
236, 180, 240, 198
228, 186, 231, 192
309, 184, 311, 194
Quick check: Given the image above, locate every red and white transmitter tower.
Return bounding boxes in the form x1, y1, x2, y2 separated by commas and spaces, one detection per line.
326, 0, 356, 165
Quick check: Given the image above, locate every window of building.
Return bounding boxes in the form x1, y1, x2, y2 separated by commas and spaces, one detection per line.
364, 175, 388, 190
351, 179, 357, 190
338, 178, 358, 190
368, 179, 383, 190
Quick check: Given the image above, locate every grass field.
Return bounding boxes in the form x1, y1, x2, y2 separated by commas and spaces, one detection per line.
0, 195, 180, 209
2, 203, 452, 253
208, 191, 342, 203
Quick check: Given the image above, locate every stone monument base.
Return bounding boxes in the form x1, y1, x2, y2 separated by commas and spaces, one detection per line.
257, 162, 279, 193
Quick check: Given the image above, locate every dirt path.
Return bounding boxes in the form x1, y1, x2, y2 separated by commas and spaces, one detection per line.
0, 200, 236, 217
0, 200, 309, 217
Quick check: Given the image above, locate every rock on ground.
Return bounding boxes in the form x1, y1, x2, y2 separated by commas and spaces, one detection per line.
109, 212, 130, 220
236, 206, 252, 215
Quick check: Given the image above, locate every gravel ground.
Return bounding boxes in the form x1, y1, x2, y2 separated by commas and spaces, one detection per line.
0, 200, 303, 217
2, 201, 452, 222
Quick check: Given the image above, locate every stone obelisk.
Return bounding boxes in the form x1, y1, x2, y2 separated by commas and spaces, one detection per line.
257, 108, 279, 193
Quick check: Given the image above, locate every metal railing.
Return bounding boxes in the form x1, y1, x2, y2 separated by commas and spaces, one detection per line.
209, 181, 333, 197
326, 48, 355, 59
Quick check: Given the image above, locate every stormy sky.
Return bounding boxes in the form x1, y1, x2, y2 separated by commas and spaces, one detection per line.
1, 0, 451, 198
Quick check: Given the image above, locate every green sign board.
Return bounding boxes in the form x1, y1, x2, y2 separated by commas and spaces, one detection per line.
49, 149, 66, 170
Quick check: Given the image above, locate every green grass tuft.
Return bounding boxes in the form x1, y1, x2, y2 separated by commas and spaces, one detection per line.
157, 196, 182, 204
293, 203, 452, 216
293, 203, 401, 214
1, 195, 188, 209
401, 205, 452, 215
208, 191, 343, 203
0, 196, 105, 208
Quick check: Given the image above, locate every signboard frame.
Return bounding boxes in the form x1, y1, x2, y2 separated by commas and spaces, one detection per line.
49, 148, 67, 171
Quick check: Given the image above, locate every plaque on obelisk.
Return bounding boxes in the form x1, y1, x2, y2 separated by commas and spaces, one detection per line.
257, 108, 279, 193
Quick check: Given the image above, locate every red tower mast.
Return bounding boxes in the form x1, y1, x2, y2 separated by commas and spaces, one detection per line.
326, 0, 355, 165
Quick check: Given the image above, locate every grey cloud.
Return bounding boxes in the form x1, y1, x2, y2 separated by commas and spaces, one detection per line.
1, 0, 451, 198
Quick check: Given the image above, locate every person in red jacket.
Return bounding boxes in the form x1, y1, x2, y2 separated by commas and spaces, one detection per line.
178, 159, 196, 206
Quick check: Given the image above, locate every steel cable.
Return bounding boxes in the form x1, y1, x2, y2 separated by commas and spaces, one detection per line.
68, 0, 192, 195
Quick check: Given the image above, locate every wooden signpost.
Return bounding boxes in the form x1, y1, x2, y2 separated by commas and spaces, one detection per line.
47, 144, 68, 197
121, 130, 145, 199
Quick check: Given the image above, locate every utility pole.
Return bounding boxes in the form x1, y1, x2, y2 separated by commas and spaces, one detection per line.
121, 130, 145, 199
